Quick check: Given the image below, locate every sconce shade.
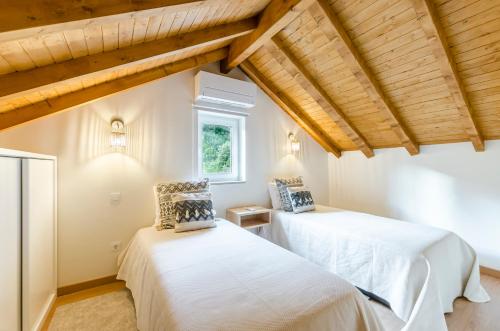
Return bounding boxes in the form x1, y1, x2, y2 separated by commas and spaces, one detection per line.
111, 119, 126, 148
288, 133, 300, 153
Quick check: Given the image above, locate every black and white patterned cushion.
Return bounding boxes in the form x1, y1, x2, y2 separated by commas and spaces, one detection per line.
287, 186, 315, 213
171, 192, 216, 232
274, 176, 303, 212
153, 178, 209, 230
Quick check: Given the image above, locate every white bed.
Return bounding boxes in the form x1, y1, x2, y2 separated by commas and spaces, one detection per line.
261, 205, 490, 331
117, 219, 384, 331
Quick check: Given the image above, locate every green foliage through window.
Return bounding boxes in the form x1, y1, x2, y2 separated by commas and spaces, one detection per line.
202, 124, 232, 174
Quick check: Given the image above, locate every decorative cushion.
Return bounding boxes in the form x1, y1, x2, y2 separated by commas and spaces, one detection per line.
268, 182, 282, 210
153, 178, 209, 230
287, 186, 315, 213
274, 176, 303, 212
171, 192, 216, 233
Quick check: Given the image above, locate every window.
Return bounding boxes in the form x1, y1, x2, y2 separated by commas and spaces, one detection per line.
197, 110, 246, 183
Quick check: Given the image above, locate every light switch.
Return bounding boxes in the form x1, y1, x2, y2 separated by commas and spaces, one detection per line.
110, 192, 121, 204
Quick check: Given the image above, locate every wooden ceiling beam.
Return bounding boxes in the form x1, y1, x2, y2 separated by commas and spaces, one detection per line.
409, 0, 484, 152
267, 38, 374, 158
240, 61, 341, 157
221, 0, 315, 73
0, 18, 256, 102
0, 48, 227, 131
310, 0, 420, 155
0, 0, 213, 43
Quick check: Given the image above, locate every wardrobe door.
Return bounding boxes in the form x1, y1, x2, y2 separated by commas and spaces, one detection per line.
0, 157, 21, 331
22, 158, 56, 331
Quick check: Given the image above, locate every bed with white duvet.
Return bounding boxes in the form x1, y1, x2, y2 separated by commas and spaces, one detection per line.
117, 219, 384, 331
260, 205, 490, 331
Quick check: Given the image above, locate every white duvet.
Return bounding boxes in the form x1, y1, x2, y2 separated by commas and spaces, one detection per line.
117, 220, 384, 331
260, 205, 490, 331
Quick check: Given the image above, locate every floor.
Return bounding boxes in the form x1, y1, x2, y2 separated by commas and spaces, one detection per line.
44, 275, 500, 331
371, 274, 500, 331
41, 282, 133, 331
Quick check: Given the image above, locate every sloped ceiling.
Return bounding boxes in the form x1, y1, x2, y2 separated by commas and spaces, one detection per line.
0, 0, 499, 157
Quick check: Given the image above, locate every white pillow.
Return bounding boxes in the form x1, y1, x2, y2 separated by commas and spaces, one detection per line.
268, 182, 282, 210
153, 185, 161, 227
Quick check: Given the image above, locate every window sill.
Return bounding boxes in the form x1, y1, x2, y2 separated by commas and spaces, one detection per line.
210, 180, 247, 185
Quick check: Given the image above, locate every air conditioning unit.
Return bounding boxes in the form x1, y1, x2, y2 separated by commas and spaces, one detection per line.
194, 71, 257, 109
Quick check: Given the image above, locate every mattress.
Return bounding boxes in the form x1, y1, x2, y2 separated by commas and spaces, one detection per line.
261, 205, 490, 331
117, 219, 384, 331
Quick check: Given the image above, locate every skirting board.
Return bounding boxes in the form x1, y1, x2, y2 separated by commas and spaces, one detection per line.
481, 266, 500, 279
57, 275, 120, 296
35, 293, 56, 331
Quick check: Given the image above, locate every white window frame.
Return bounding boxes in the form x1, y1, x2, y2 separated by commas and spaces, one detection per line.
196, 110, 246, 184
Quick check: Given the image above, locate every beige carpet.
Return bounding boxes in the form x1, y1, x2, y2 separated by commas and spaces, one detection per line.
48, 289, 137, 331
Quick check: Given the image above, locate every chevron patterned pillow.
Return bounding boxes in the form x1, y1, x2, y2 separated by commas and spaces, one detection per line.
287, 186, 315, 213
171, 192, 216, 233
274, 176, 304, 212
153, 178, 210, 230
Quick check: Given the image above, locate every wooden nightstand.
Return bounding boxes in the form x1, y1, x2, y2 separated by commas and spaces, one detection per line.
226, 206, 271, 229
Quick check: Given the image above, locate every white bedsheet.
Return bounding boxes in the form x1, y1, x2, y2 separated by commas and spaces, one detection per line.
261, 205, 490, 331
117, 220, 384, 331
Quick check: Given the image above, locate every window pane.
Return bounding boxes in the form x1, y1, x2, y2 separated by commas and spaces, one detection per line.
202, 124, 232, 174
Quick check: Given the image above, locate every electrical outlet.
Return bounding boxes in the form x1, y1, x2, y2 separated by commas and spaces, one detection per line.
110, 241, 121, 252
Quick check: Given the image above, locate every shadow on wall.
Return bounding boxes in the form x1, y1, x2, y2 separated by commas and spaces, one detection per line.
329, 142, 500, 269
126, 112, 154, 168
389, 165, 457, 231
269, 119, 306, 178
389, 163, 500, 228
387, 163, 500, 267
67, 102, 155, 170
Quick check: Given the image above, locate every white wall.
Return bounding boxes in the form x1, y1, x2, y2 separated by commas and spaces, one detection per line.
329, 142, 500, 270
0, 64, 330, 286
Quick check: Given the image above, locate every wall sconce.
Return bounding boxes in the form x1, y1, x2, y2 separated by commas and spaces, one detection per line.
288, 133, 300, 153
110, 119, 126, 148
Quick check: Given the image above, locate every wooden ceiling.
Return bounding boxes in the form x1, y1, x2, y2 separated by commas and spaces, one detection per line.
0, 0, 499, 157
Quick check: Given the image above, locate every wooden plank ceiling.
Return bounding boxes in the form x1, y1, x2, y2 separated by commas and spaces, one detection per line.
0, 0, 499, 157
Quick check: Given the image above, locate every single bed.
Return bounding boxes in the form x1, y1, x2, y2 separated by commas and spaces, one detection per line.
117, 219, 384, 331
260, 205, 490, 331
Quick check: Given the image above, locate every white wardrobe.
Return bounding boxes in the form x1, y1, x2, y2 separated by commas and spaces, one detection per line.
0, 149, 57, 331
